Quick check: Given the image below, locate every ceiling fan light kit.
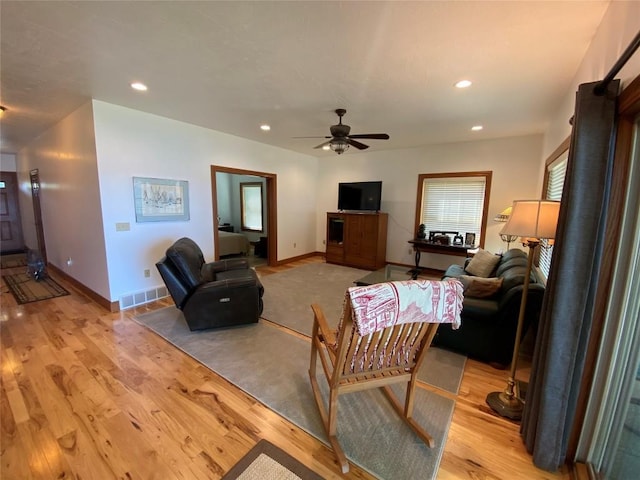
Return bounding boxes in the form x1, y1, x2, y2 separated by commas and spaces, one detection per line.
330, 138, 350, 155
301, 108, 390, 155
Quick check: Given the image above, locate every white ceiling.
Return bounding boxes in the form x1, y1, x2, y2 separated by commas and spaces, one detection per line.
0, 1, 611, 157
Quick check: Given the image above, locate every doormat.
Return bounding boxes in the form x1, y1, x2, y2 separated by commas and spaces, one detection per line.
0, 253, 28, 269
2, 272, 69, 304
221, 439, 323, 480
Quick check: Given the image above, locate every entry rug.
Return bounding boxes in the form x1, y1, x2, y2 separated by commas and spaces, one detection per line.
221, 439, 323, 480
2, 272, 69, 304
135, 307, 459, 479
0, 253, 28, 269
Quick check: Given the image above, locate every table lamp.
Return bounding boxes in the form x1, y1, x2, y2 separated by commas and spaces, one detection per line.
486, 200, 560, 420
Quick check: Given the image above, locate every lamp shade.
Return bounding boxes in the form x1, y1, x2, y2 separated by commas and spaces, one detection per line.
494, 206, 512, 222
500, 200, 560, 240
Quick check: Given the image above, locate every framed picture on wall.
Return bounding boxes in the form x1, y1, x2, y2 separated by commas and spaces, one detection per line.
133, 177, 190, 222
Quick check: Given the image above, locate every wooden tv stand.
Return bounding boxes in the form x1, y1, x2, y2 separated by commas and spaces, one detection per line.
325, 212, 388, 270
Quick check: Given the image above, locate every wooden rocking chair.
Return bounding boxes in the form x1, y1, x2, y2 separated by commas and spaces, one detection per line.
309, 279, 463, 473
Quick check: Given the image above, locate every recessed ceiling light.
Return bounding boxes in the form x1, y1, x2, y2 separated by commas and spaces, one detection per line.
455, 80, 472, 89
0, 106, 6, 115
131, 82, 148, 91
260, 124, 271, 131
471, 125, 483, 131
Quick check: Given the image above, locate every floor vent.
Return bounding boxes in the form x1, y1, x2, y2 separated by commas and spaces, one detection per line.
119, 285, 169, 310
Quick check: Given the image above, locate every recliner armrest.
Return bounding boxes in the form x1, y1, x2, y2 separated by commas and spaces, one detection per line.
204, 258, 249, 274
198, 276, 257, 293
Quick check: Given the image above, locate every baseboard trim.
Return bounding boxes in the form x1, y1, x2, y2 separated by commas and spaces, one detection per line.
274, 251, 324, 266
47, 263, 119, 312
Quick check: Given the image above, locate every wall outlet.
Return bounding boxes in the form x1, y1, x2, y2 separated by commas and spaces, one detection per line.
144, 269, 150, 278
66, 257, 73, 266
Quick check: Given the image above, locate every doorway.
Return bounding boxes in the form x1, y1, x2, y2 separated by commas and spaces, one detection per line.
0, 171, 25, 254
210, 165, 277, 267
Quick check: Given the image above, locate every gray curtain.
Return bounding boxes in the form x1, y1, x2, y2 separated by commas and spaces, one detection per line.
520, 80, 619, 470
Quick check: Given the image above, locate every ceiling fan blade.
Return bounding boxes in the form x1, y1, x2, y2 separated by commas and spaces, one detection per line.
292, 136, 332, 139
348, 133, 390, 140
347, 138, 369, 150
313, 140, 332, 149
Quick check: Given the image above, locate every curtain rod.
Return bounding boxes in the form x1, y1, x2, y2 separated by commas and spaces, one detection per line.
594, 30, 640, 95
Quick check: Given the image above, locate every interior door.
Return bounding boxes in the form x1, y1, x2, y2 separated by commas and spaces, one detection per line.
0, 171, 25, 253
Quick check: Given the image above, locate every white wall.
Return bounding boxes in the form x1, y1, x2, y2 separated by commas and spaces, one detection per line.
316, 134, 543, 271
1, 153, 17, 171
542, 1, 640, 163
92, 101, 318, 301
16, 102, 110, 298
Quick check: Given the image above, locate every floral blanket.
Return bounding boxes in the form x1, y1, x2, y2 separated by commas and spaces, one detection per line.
347, 279, 464, 336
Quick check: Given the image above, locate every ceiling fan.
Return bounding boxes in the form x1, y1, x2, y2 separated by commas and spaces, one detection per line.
297, 109, 390, 154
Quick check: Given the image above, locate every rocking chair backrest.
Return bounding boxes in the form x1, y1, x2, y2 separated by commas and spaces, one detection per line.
334, 280, 463, 379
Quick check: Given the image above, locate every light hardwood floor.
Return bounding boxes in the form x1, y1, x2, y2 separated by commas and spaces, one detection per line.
1, 256, 570, 479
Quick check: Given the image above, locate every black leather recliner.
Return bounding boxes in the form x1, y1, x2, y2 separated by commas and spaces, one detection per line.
433, 249, 545, 367
156, 237, 264, 331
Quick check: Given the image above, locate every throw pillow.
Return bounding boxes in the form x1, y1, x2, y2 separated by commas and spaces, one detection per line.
465, 249, 501, 277
459, 275, 503, 298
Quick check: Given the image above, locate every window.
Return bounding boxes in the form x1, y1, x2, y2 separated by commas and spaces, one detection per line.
240, 182, 263, 232
415, 171, 492, 247
538, 150, 568, 278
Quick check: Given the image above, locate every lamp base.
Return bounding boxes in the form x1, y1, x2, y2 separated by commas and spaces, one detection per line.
486, 391, 523, 420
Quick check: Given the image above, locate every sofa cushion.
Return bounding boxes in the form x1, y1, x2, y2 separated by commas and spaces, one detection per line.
459, 275, 503, 298
500, 266, 530, 293
465, 249, 501, 277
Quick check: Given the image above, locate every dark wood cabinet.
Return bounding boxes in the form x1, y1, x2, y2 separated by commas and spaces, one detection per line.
325, 212, 388, 270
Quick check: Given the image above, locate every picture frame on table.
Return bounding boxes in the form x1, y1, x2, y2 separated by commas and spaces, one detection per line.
133, 177, 190, 222
465, 232, 476, 246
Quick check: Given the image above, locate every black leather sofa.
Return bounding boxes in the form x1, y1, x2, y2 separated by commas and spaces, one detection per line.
433, 249, 545, 367
156, 237, 264, 331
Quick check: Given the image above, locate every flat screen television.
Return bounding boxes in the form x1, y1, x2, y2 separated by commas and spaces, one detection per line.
338, 181, 382, 212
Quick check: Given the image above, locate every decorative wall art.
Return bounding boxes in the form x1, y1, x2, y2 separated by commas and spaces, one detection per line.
133, 177, 190, 222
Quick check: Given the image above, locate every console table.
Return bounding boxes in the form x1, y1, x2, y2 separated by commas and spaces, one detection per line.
408, 239, 475, 275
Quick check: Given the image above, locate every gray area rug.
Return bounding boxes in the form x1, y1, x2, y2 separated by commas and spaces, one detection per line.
259, 262, 466, 394
259, 262, 369, 335
135, 307, 457, 480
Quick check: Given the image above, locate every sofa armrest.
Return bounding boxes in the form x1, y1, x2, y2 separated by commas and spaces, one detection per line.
461, 297, 500, 320
442, 264, 466, 279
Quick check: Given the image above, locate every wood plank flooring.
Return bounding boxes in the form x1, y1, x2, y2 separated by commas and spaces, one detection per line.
1, 256, 571, 479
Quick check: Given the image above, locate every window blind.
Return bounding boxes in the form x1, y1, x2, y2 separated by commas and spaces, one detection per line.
241, 184, 263, 231
539, 155, 568, 277
421, 177, 486, 240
